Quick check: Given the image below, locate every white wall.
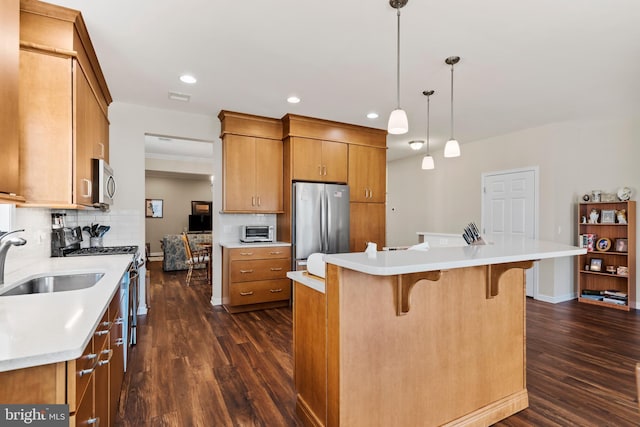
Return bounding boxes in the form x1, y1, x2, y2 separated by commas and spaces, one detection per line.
109, 102, 218, 311
388, 114, 640, 303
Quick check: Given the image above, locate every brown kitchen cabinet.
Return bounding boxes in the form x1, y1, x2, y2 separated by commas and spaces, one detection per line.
18, 0, 111, 208
348, 144, 386, 203
350, 202, 385, 252
0, 0, 23, 202
222, 245, 291, 313
0, 288, 124, 426
222, 134, 283, 213
291, 137, 348, 183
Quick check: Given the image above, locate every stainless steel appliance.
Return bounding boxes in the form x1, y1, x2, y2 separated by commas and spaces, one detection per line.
240, 225, 274, 243
292, 182, 349, 270
92, 158, 116, 209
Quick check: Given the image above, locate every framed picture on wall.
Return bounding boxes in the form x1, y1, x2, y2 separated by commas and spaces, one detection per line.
191, 201, 212, 215
146, 199, 163, 218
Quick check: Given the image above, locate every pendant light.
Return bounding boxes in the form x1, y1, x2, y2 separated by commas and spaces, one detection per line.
444, 56, 461, 158
387, 0, 409, 135
421, 90, 435, 170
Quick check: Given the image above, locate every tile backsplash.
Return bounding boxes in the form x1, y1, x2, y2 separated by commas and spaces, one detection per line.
1, 205, 142, 275
217, 213, 276, 243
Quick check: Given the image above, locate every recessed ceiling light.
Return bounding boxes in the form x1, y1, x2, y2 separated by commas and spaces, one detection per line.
367, 112, 379, 119
180, 74, 197, 84
168, 91, 191, 102
287, 96, 301, 104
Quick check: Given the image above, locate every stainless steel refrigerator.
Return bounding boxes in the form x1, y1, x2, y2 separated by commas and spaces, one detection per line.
293, 182, 350, 269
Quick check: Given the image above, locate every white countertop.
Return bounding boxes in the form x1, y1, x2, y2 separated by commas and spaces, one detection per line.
287, 271, 326, 293
0, 255, 134, 372
219, 241, 291, 249
324, 236, 586, 276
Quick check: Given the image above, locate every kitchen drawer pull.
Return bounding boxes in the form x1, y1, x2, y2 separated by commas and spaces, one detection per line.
322, 165, 328, 176
269, 288, 283, 293
101, 320, 112, 328
95, 329, 109, 336
115, 317, 124, 325
317, 165, 322, 176
85, 353, 98, 361
239, 269, 254, 274
251, 196, 256, 206
115, 338, 124, 347
239, 252, 254, 256
87, 417, 100, 426
97, 349, 113, 366
269, 251, 282, 255
239, 291, 254, 296
79, 368, 94, 377
270, 267, 283, 271
257, 196, 261, 206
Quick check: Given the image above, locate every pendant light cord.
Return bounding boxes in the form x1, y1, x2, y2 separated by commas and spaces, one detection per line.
426, 94, 430, 154
396, 8, 401, 109
450, 62, 454, 140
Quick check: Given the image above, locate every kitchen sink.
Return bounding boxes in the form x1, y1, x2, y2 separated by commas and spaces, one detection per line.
0, 273, 104, 296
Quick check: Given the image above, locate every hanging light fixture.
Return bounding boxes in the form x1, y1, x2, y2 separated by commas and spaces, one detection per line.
409, 140, 423, 150
421, 90, 435, 170
387, 0, 409, 135
444, 56, 461, 158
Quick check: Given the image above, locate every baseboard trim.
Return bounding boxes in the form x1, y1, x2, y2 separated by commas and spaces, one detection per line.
535, 292, 576, 304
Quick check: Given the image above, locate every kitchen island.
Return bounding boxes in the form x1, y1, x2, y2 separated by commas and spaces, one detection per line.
288, 237, 585, 427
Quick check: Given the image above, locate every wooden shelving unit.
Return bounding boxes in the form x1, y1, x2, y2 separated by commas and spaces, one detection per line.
576, 200, 636, 311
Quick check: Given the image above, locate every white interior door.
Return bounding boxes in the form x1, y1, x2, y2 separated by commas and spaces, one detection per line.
482, 168, 538, 297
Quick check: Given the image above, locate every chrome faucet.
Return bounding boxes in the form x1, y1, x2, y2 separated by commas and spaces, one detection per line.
0, 229, 27, 285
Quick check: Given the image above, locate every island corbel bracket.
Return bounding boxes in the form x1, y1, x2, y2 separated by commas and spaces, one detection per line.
396, 271, 442, 316
486, 260, 536, 299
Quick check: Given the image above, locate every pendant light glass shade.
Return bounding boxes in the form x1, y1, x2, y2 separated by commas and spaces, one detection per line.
444, 139, 461, 158
421, 89, 435, 170
445, 56, 461, 158
387, 1, 408, 135
389, 109, 409, 134
421, 155, 435, 170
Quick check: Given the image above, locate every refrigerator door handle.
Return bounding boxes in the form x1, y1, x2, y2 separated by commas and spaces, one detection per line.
320, 188, 327, 252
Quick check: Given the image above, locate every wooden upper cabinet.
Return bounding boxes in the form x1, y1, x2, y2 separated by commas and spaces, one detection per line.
291, 137, 348, 183
18, 0, 111, 208
222, 134, 283, 213
219, 110, 284, 214
0, 0, 23, 202
348, 145, 386, 203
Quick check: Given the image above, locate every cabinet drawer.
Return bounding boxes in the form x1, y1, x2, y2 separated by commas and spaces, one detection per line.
68, 339, 95, 412
230, 258, 291, 282
228, 279, 291, 306
229, 246, 290, 261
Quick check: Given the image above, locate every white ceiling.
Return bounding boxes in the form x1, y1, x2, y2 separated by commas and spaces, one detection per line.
48, 0, 640, 161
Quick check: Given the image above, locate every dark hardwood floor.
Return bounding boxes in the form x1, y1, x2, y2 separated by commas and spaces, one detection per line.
116, 262, 640, 426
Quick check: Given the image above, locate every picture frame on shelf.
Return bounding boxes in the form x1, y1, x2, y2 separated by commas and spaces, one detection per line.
601, 209, 616, 224
596, 237, 611, 252
145, 199, 163, 218
589, 258, 603, 272
615, 238, 628, 253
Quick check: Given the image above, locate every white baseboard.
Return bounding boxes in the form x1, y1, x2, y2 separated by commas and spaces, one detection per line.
534, 292, 576, 304
210, 297, 222, 306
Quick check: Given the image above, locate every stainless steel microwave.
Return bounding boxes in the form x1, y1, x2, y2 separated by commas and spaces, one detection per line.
92, 158, 116, 210
240, 225, 274, 243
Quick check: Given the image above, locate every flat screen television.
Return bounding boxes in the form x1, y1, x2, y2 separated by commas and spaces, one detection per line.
188, 214, 211, 232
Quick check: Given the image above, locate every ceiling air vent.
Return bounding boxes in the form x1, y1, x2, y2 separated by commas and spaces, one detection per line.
168, 91, 190, 102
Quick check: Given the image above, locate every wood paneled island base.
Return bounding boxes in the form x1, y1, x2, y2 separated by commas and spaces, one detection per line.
294, 263, 533, 426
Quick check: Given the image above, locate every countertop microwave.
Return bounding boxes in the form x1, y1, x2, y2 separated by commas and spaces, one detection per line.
92, 158, 116, 209
240, 225, 274, 243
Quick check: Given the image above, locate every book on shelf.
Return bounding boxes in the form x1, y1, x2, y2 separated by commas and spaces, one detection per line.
579, 234, 597, 252
602, 296, 627, 306
603, 290, 627, 298
580, 294, 603, 301
581, 289, 603, 295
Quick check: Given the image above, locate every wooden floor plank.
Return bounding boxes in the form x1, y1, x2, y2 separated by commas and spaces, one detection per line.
116, 262, 640, 426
